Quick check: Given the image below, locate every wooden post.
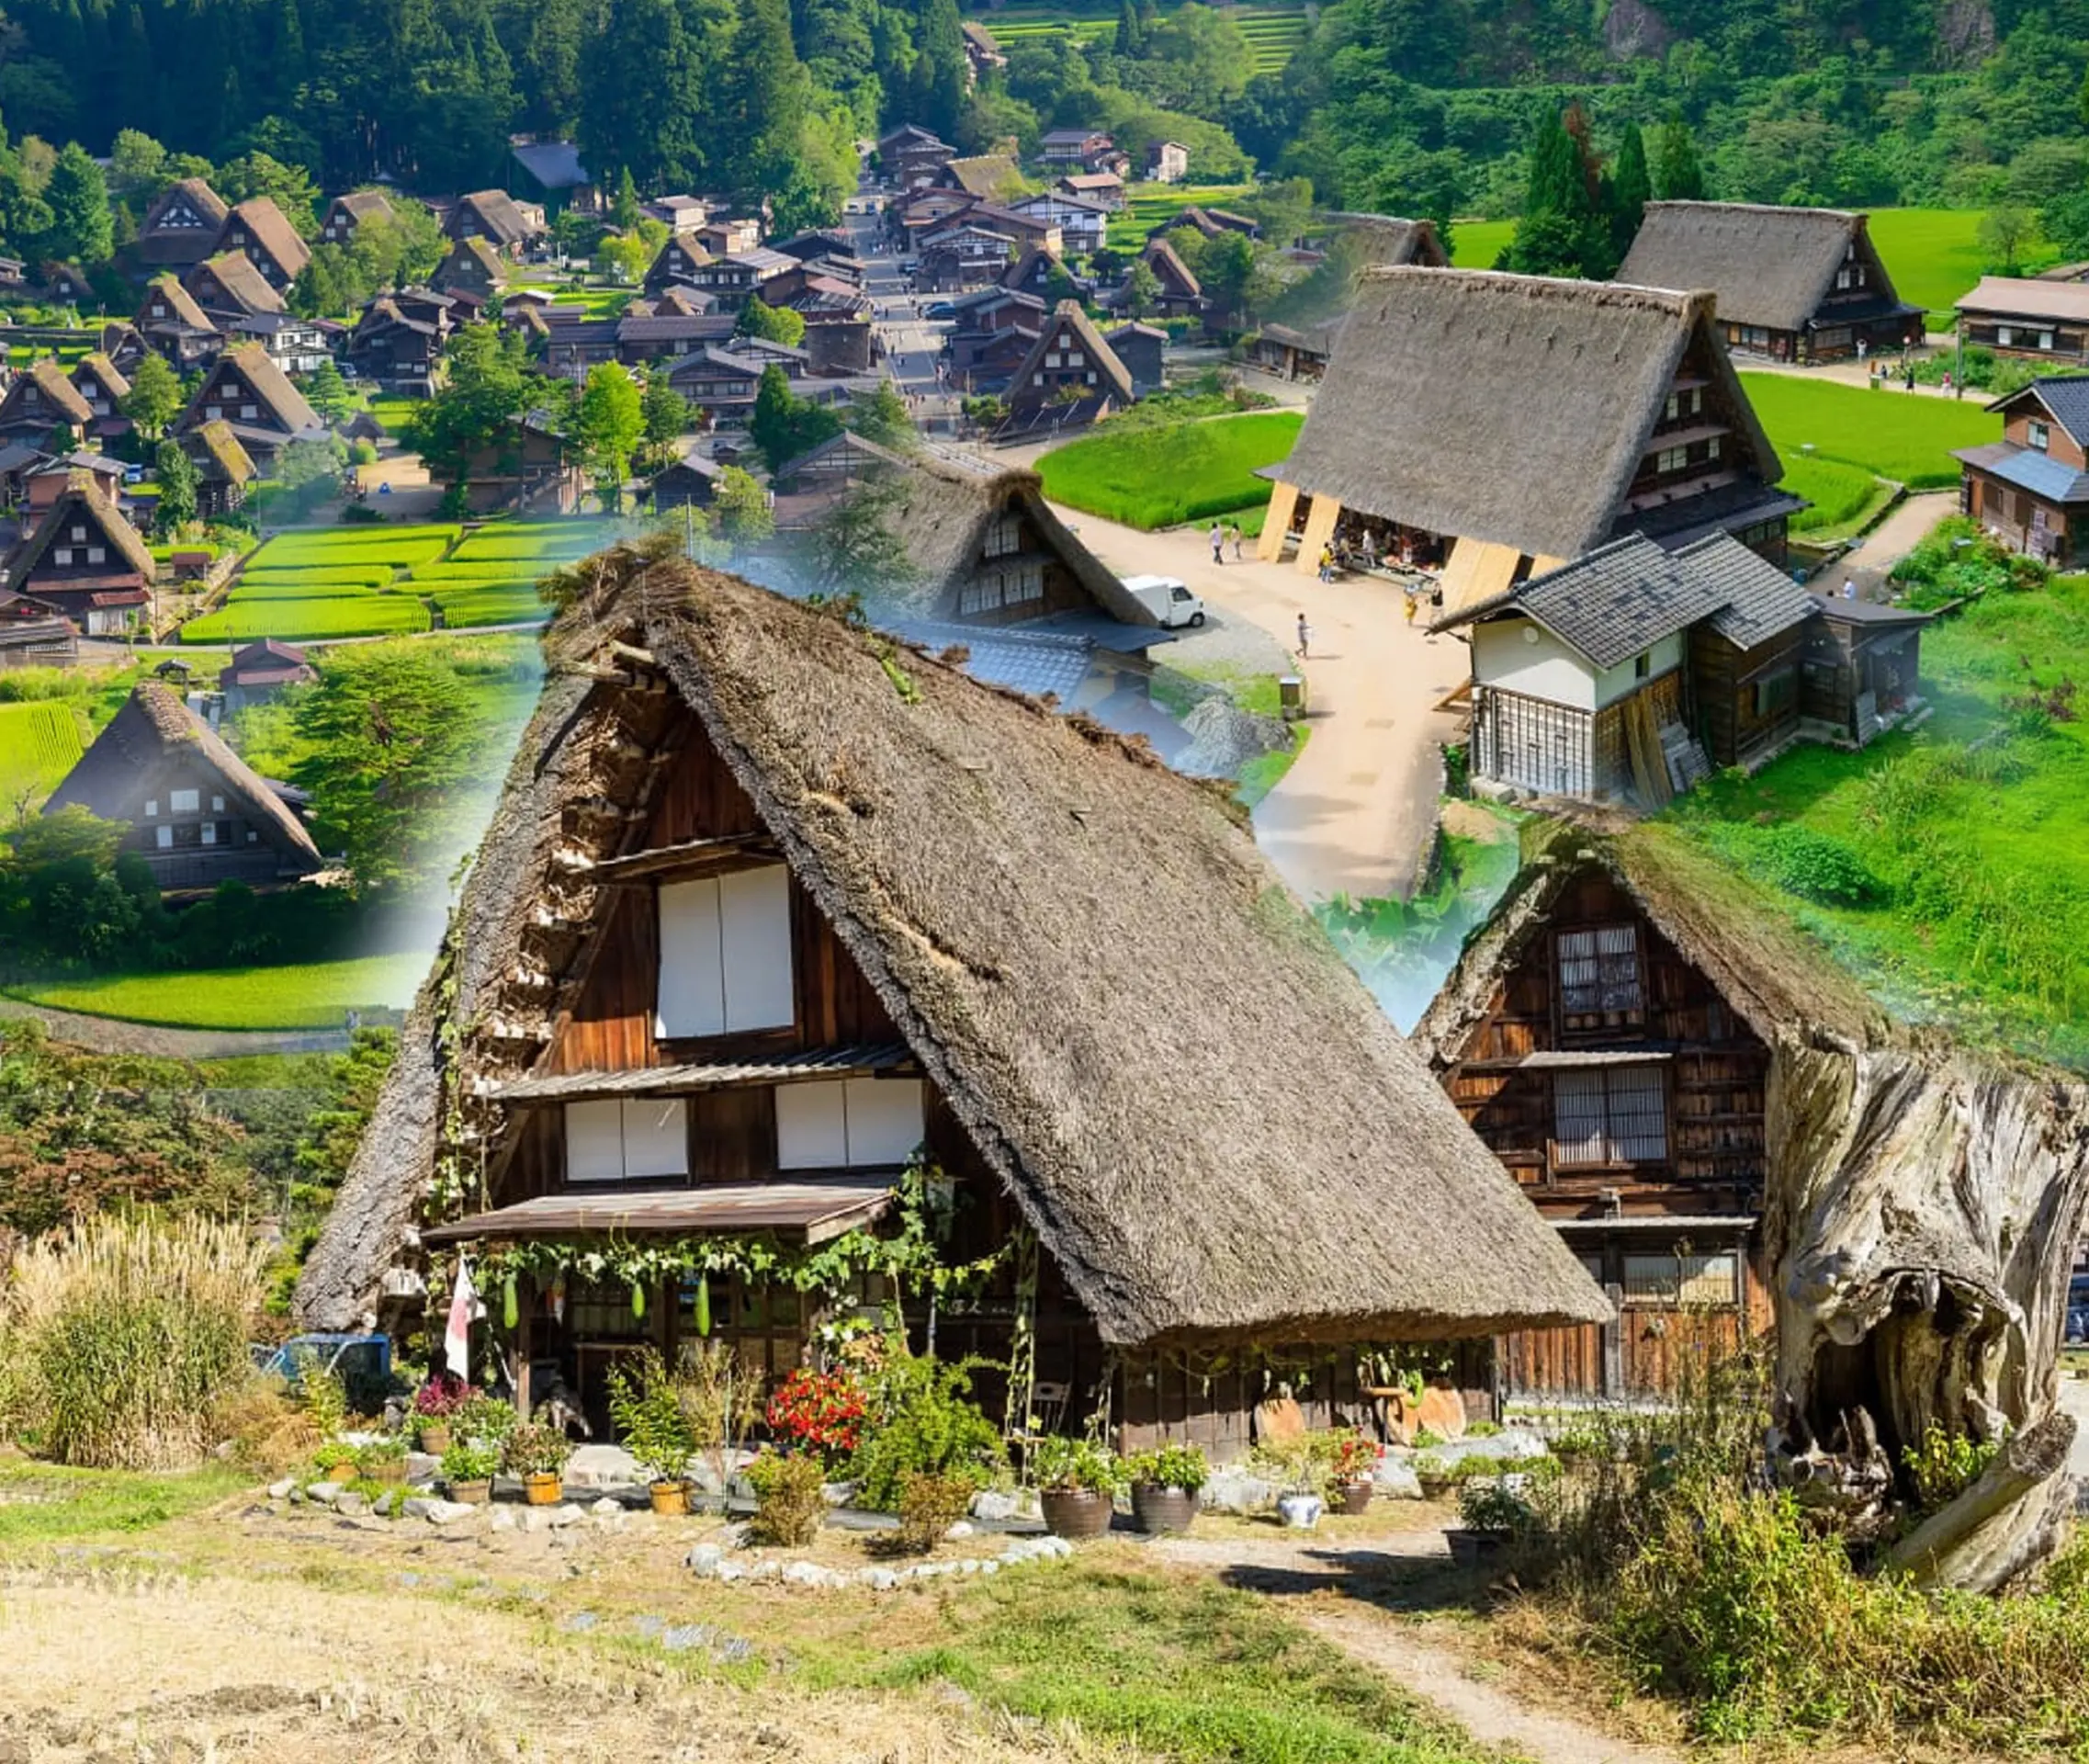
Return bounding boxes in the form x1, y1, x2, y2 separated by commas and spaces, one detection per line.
1293, 492, 1341, 576
1256, 481, 1298, 562
1600, 1280, 1624, 1398
514, 1272, 534, 1423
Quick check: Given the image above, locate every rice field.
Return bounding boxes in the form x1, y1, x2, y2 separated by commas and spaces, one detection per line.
1107, 183, 1259, 251
1738, 372, 2000, 491
1449, 219, 1515, 269
980, 1, 1307, 72
9, 953, 426, 1030
1038, 410, 1302, 527
0, 700, 85, 807
181, 520, 622, 643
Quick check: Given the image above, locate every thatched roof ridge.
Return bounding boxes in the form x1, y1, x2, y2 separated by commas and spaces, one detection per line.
299, 552, 1609, 1342
1616, 201, 1911, 336
186, 418, 255, 483
14, 357, 93, 426
1413, 816, 1886, 1069
141, 274, 214, 333
1274, 268, 1783, 561
188, 251, 285, 315
145, 177, 229, 233
72, 352, 130, 402
223, 197, 312, 279
10, 475, 153, 581
200, 344, 322, 434
44, 680, 322, 865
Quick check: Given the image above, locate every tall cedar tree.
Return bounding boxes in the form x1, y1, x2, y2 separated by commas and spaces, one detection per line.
1654, 118, 1707, 201
43, 144, 112, 265
152, 441, 198, 537
1610, 121, 1651, 260
720, 0, 809, 197
911, 0, 969, 140
291, 645, 493, 892
121, 354, 184, 438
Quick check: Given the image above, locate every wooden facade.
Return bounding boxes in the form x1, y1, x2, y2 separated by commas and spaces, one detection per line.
1688, 623, 1802, 769
1432, 865, 1770, 1400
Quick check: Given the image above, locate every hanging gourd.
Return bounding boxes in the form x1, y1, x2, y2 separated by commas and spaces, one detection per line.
502, 1275, 518, 1330
631, 1282, 647, 1320
694, 1272, 712, 1337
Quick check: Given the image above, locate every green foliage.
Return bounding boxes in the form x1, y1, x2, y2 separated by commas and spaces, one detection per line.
576, 361, 644, 506
604, 1347, 695, 1484
639, 374, 691, 447
738, 295, 807, 349
1125, 1441, 1209, 1493
713, 464, 774, 545
402, 324, 552, 493
748, 363, 841, 472
1742, 372, 2000, 492
1747, 825, 1885, 909
439, 1440, 502, 1483
844, 378, 917, 451
1036, 411, 1301, 529
895, 1469, 975, 1551
1902, 1420, 2002, 1513
43, 143, 111, 266
848, 1350, 1005, 1512
1031, 1434, 1124, 1495
120, 354, 184, 440
1889, 514, 2040, 611
501, 1421, 573, 1478
746, 1448, 827, 1545
0, 1214, 265, 1469
152, 440, 198, 537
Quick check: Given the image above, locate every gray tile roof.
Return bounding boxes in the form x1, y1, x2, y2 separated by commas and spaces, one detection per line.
1674, 533, 1819, 650
2027, 376, 2089, 446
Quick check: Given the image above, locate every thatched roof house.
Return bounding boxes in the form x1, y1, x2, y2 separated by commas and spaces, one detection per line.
1248, 214, 1448, 381
45, 680, 322, 886
173, 343, 325, 470
1615, 201, 1923, 363
1000, 300, 1136, 436
1258, 268, 1798, 580
215, 197, 311, 290
184, 251, 286, 321
0, 357, 93, 446
6, 471, 154, 636
446, 189, 543, 254
296, 548, 1606, 1444
133, 178, 230, 270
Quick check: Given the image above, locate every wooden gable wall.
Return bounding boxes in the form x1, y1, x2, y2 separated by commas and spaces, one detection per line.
1440, 868, 1768, 1216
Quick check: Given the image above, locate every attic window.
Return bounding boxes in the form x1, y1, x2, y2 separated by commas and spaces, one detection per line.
984, 515, 1021, 558
1553, 1065, 1667, 1167
656, 865, 794, 1038
566, 1098, 689, 1182
775, 1079, 926, 1169
2030, 420, 2050, 452
170, 788, 199, 812
1557, 924, 1643, 1018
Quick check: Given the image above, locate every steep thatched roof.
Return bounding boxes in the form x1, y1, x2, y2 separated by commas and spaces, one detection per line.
223, 198, 311, 280
5, 357, 93, 428
1413, 816, 1887, 1069
1616, 201, 1915, 336
1272, 268, 1784, 561
451, 189, 536, 247
190, 344, 322, 435
1141, 237, 1202, 299
140, 274, 214, 334
298, 550, 1609, 1343
143, 177, 229, 236
72, 351, 130, 403
1007, 300, 1136, 406
9, 474, 153, 582
943, 153, 1022, 200
44, 680, 322, 866
185, 418, 256, 484
186, 251, 285, 316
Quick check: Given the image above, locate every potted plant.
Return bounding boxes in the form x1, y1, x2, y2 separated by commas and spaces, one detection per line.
608, 1351, 697, 1515
1446, 1476, 1530, 1566
355, 1435, 408, 1484
1031, 1436, 1123, 1540
1412, 1452, 1456, 1500
1327, 1430, 1382, 1515
441, 1442, 502, 1504
503, 1421, 573, 1505
1126, 1442, 1208, 1534
1252, 1434, 1335, 1529
411, 1372, 468, 1454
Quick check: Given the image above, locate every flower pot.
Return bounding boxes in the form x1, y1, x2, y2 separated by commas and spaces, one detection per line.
1444, 1527, 1507, 1568
649, 1480, 689, 1518
1417, 1476, 1456, 1501
1336, 1480, 1374, 1517
322, 1460, 356, 1485
524, 1472, 564, 1506
1277, 1493, 1324, 1530
419, 1425, 452, 1455
449, 1477, 491, 1506
1040, 1487, 1113, 1540
1130, 1483, 1198, 1534
366, 1459, 406, 1485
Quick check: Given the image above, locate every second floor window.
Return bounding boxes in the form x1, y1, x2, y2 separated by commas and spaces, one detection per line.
567, 1098, 689, 1182
170, 788, 199, 813
2030, 420, 2050, 452
1557, 923, 1642, 1016
1553, 1065, 1668, 1166
657, 864, 794, 1038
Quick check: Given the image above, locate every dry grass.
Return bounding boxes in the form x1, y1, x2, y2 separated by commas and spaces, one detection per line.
0, 1566, 1149, 1764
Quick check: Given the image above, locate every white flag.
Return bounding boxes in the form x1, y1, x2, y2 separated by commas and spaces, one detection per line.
444, 1260, 474, 1385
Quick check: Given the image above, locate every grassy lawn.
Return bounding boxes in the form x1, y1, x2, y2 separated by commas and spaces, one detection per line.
362, 391, 423, 435
1862, 207, 2061, 329
0, 700, 85, 807
0, 1460, 248, 1544
1038, 411, 1302, 528
1783, 454, 1899, 539
1449, 218, 1514, 268
1740, 370, 1999, 489
1665, 571, 2089, 1068
9, 953, 427, 1030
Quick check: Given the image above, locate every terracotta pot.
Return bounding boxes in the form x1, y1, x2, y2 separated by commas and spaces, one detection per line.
649, 1480, 689, 1518
1417, 1476, 1456, 1500
449, 1477, 491, 1506
1040, 1487, 1113, 1540
1129, 1483, 1198, 1534
322, 1460, 356, 1484
419, 1425, 452, 1455
1337, 1480, 1374, 1517
1444, 1527, 1507, 1568
524, 1472, 564, 1506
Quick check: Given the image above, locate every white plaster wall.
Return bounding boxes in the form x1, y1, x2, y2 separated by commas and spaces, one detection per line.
1472, 617, 1598, 710
1593, 631, 1685, 708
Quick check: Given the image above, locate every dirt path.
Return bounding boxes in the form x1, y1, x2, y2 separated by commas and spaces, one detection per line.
1048, 504, 1465, 903
1831, 489, 1957, 594
0, 996, 348, 1058
1153, 1531, 1683, 1764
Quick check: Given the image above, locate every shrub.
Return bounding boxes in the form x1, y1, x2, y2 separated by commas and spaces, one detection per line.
1126, 1442, 1210, 1493
606, 1348, 695, 1485
847, 1349, 1004, 1511
672, 1340, 763, 1496
1032, 1435, 1124, 1495
502, 1421, 572, 1479
353, 1434, 405, 1473
440, 1441, 501, 1485
1325, 1429, 1382, 1485
1251, 1431, 1339, 1498
897, 1470, 976, 1552
766, 1367, 869, 1468
452, 1391, 517, 1449
210, 1373, 317, 1475
746, 1450, 826, 1546
1902, 1420, 2002, 1513
0, 1215, 265, 1469
1754, 824, 1886, 908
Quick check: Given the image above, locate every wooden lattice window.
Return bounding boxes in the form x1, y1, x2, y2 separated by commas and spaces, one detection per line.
1622, 1250, 1738, 1307
1557, 924, 1643, 1020
1552, 1066, 1667, 1167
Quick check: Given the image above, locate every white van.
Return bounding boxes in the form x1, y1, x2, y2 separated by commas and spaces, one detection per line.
1122, 574, 1206, 629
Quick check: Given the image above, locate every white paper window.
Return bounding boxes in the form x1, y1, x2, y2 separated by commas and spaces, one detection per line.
211, 795, 224, 811
144, 799, 158, 817
1558, 924, 1642, 1015
170, 788, 199, 812
565, 1098, 688, 1182
241, 404, 257, 420
52, 548, 70, 566
656, 865, 794, 1037
1623, 1250, 1738, 1307
86, 546, 104, 564
200, 822, 217, 844
154, 825, 172, 848
69, 526, 84, 541
775, 1079, 925, 1169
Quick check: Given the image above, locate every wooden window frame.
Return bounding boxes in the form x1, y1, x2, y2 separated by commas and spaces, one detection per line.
1553, 922, 1646, 1035
1548, 1064, 1671, 1172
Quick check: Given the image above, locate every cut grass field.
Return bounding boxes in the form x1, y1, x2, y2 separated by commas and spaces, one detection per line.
1740, 370, 1999, 490
1666, 567, 2089, 1069
0, 701, 85, 807
8, 952, 427, 1030
1107, 182, 1258, 250
1038, 410, 1303, 528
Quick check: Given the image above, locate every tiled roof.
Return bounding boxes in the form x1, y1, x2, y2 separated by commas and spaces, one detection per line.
1954, 440, 2089, 503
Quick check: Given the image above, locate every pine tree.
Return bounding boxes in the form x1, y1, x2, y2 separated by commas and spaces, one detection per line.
44, 144, 112, 266
912, 0, 968, 140
1609, 120, 1651, 261
1114, 0, 1143, 55
1507, 107, 1607, 279
1653, 118, 1707, 201
719, 0, 809, 195
613, 165, 641, 229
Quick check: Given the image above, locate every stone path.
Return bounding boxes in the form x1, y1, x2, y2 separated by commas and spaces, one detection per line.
1047, 506, 1467, 904
0, 995, 349, 1059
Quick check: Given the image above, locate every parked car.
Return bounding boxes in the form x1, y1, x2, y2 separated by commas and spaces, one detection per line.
1121, 573, 1207, 629
925, 300, 956, 320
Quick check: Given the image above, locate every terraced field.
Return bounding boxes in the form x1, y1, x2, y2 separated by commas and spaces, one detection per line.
178, 520, 622, 645
1107, 182, 1259, 250
0, 701, 85, 807
977, 2, 1307, 73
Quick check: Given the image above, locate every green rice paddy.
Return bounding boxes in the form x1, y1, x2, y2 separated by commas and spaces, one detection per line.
10, 953, 427, 1030
1449, 219, 1515, 269
0, 701, 85, 807
979, 1, 1306, 74
1739, 371, 1999, 491
1038, 410, 1302, 528
1107, 183, 1259, 250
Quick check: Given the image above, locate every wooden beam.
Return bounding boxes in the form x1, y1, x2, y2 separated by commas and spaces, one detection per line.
1257, 481, 1298, 562
1293, 492, 1341, 576
580, 832, 781, 884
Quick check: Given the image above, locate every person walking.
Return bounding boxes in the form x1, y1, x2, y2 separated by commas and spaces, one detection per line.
1228, 521, 1244, 561
1841, 576, 1858, 600
1210, 522, 1225, 564
1295, 613, 1311, 659
1904, 360, 1915, 391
